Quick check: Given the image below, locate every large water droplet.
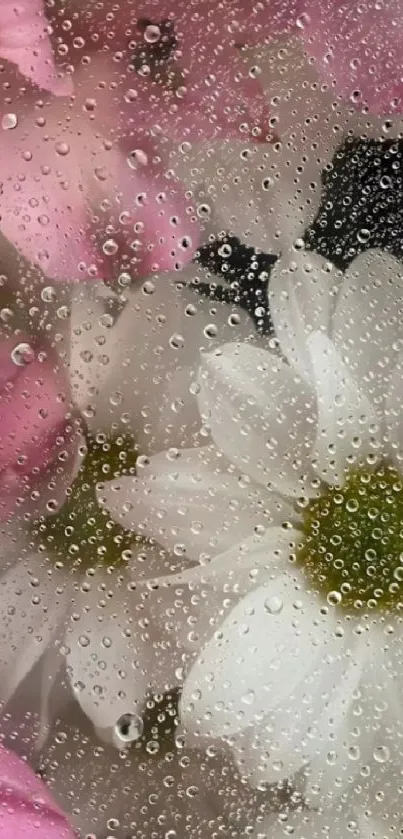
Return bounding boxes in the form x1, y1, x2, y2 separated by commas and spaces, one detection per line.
2, 113, 18, 130
11, 342, 35, 366
115, 712, 144, 743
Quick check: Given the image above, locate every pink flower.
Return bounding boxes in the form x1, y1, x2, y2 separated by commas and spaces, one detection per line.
0, 743, 75, 838
0, 104, 199, 282
0, 1, 274, 283
298, 0, 403, 114
0, 0, 72, 95
0, 335, 78, 519
56, 0, 273, 144
237, 0, 403, 115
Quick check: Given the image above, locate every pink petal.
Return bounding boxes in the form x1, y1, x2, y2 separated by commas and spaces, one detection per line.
50, 1, 272, 143
123, 3, 273, 143
0, 0, 72, 95
0, 338, 70, 474
299, 0, 403, 113
235, 0, 299, 42
92, 137, 202, 278
0, 744, 75, 838
0, 104, 199, 282
0, 336, 79, 519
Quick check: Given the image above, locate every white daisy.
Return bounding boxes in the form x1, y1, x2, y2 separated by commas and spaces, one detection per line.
100, 247, 403, 803
0, 267, 255, 748
253, 797, 401, 839
39, 698, 231, 839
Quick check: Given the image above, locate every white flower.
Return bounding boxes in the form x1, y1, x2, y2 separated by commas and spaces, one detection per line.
0, 267, 255, 747
39, 699, 232, 839
69, 264, 257, 451
101, 247, 403, 803
253, 797, 400, 839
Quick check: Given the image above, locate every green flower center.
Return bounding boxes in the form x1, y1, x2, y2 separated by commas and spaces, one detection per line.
296, 462, 403, 612
32, 434, 139, 570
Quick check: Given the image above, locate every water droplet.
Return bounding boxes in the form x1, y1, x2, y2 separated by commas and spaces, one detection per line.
144, 24, 161, 43
197, 203, 211, 218
373, 745, 390, 763
115, 712, 144, 743
55, 141, 70, 156
11, 342, 34, 366
169, 333, 185, 349
296, 12, 311, 28
2, 113, 17, 130
0, 308, 13, 323
327, 590, 342, 606
218, 243, 232, 258
204, 324, 217, 338
146, 739, 160, 754
357, 228, 370, 244
41, 286, 56, 303
103, 238, 119, 256
127, 149, 148, 169
264, 596, 284, 615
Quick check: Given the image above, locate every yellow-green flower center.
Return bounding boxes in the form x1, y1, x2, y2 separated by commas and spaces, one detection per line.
296, 462, 403, 611
32, 434, 138, 570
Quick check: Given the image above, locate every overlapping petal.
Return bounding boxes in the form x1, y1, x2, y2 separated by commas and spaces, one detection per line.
99, 445, 292, 560
197, 342, 318, 497
180, 569, 336, 738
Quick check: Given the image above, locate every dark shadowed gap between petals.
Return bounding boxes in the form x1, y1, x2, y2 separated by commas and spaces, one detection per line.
193, 234, 277, 335
189, 138, 403, 339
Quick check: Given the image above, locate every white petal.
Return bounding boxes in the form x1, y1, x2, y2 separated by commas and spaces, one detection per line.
0, 556, 67, 706
233, 631, 363, 787
42, 702, 225, 839
65, 565, 180, 738
139, 527, 300, 686
332, 250, 403, 410
69, 282, 115, 419
269, 250, 340, 382
70, 266, 255, 447
304, 647, 368, 804
253, 806, 378, 839
357, 812, 400, 839
36, 644, 68, 750
197, 343, 318, 497
66, 576, 148, 733
146, 526, 297, 595
385, 350, 403, 468
308, 333, 380, 484
99, 445, 293, 561
180, 570, 337, 739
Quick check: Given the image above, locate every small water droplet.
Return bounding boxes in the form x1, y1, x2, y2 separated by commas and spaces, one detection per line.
264, 596, 284, 615
357, 228, 370, 244
373, 745, 390, 764
146, 739, 160, 754
144, 24, 161, 43
327, 590, 342, 606
55, 141, 70, 156
41, 286, 56, 303
0, 308, 13, 323
127, 148, 148, 169
103, 238, 119, 256
296, 12, 311, 28
169, 333, 185, 349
